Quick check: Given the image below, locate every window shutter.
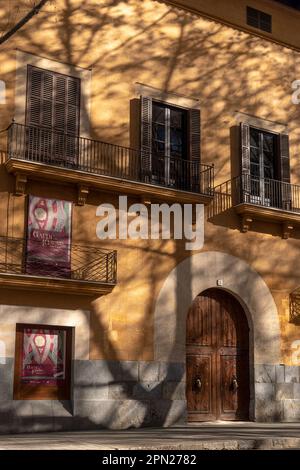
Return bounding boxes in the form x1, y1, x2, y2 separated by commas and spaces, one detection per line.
53, 75, 67, 160
54, 75, 66, 132
278, 134, 290, 184
240, 122, 251, 201
278, 133, 291, 210
140, 96, 152, 181
65, 77, 80, 163
189, 108, 201, 190
42, 71, 54, 129
26, 66, 53, 159
27, 66, 43, 127
26, 66, 80, 163
53, 75, 80, 136
189, 108, 201, 162
66, 76, 80, 136
27, 66, 54, 129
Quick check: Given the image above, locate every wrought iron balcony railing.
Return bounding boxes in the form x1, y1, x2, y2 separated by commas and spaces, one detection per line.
290, 288, 300, 324
210, 174, 300, 217
6, 122, 214, 196
0, 236, 117, 284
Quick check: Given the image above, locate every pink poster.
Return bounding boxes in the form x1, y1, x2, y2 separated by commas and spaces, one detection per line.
21, 328, 66, 385
26, 196, 72, 277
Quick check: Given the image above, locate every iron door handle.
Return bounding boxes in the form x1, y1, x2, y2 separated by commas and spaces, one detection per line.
232, 376, 238, 392
195, 377, 202, 391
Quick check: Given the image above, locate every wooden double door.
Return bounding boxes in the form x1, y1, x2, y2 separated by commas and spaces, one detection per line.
186, 289, 250, 421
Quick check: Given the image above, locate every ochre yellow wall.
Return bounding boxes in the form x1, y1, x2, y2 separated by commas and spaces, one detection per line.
165, 0, 300, 50
0, 0, 300, 365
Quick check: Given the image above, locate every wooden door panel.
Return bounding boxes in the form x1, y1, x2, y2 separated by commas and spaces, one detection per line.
186, 289, 250, 422
219, 350, 249, 420
187, 296, 214, 346
187, 354, 216, 421
219, 355, 238, 418
218, 292, 249, 349
220, 306, 237, 347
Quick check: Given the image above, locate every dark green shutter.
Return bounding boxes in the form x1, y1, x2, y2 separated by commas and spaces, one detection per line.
140, 96, 152, 181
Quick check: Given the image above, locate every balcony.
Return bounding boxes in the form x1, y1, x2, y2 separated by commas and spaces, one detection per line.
0, 236, 117, 295
210, 174, 300, 238
5, 123, 214, 205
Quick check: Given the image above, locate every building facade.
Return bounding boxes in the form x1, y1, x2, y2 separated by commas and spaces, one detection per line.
0, 0, 300, 432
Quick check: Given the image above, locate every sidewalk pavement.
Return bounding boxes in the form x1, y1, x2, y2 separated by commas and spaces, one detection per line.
0, 422, 300, 450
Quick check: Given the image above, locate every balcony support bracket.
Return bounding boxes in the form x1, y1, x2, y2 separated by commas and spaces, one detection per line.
282, 222, 294, 240
77, 185, 89, 206
15, 173, 27, 196
241, 215, 253, 233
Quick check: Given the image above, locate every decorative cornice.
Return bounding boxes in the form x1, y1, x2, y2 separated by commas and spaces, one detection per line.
0, 273, 116, 296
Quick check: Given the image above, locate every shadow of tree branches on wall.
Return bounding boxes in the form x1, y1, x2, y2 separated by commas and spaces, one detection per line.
0, 0, 300, 430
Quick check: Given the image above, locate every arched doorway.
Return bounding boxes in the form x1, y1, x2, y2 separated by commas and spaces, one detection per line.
186, 288, 250, 422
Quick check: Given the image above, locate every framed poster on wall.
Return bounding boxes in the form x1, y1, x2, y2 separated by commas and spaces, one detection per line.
13, 324, 73, 400
26, 196, 72, 278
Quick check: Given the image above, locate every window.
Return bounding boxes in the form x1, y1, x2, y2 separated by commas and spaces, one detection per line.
152, 102, 188, 186
249, 127, 277, 204
13, 323, 73, 400
140, 96, 201, 191
152, 102, 187, 160
247, 6, 272, 33
250, 128, 276, 180
241, 123, 291, 209
26, 65, 81, 164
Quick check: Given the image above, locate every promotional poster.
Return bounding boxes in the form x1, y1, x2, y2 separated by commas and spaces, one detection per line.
26, 196, 72, 277
21, 328, 66, 386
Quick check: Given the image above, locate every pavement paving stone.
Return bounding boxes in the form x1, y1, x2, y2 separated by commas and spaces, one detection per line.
0, 423, 300, 450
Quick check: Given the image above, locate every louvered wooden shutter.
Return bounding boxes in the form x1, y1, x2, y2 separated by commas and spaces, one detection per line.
27, 66, 54, 129
53, 74, 80, 161
278, 134, 290, 184
26, 66, 54, 159
67, 76, 80, 134
240, 122, 251, 202
189, 109, 201, 190
278, 133, 291, 209
66, 76, 80, 162
26, 66, 80, 163
140, 96, 152, 181
53, 75, 80, 135
27, 66, 42, 126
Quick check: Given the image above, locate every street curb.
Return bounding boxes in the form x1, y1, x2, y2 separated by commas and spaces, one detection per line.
118, 438, 300, 450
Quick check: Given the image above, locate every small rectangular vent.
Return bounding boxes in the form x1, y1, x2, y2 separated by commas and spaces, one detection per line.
247, 6, 272, 33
